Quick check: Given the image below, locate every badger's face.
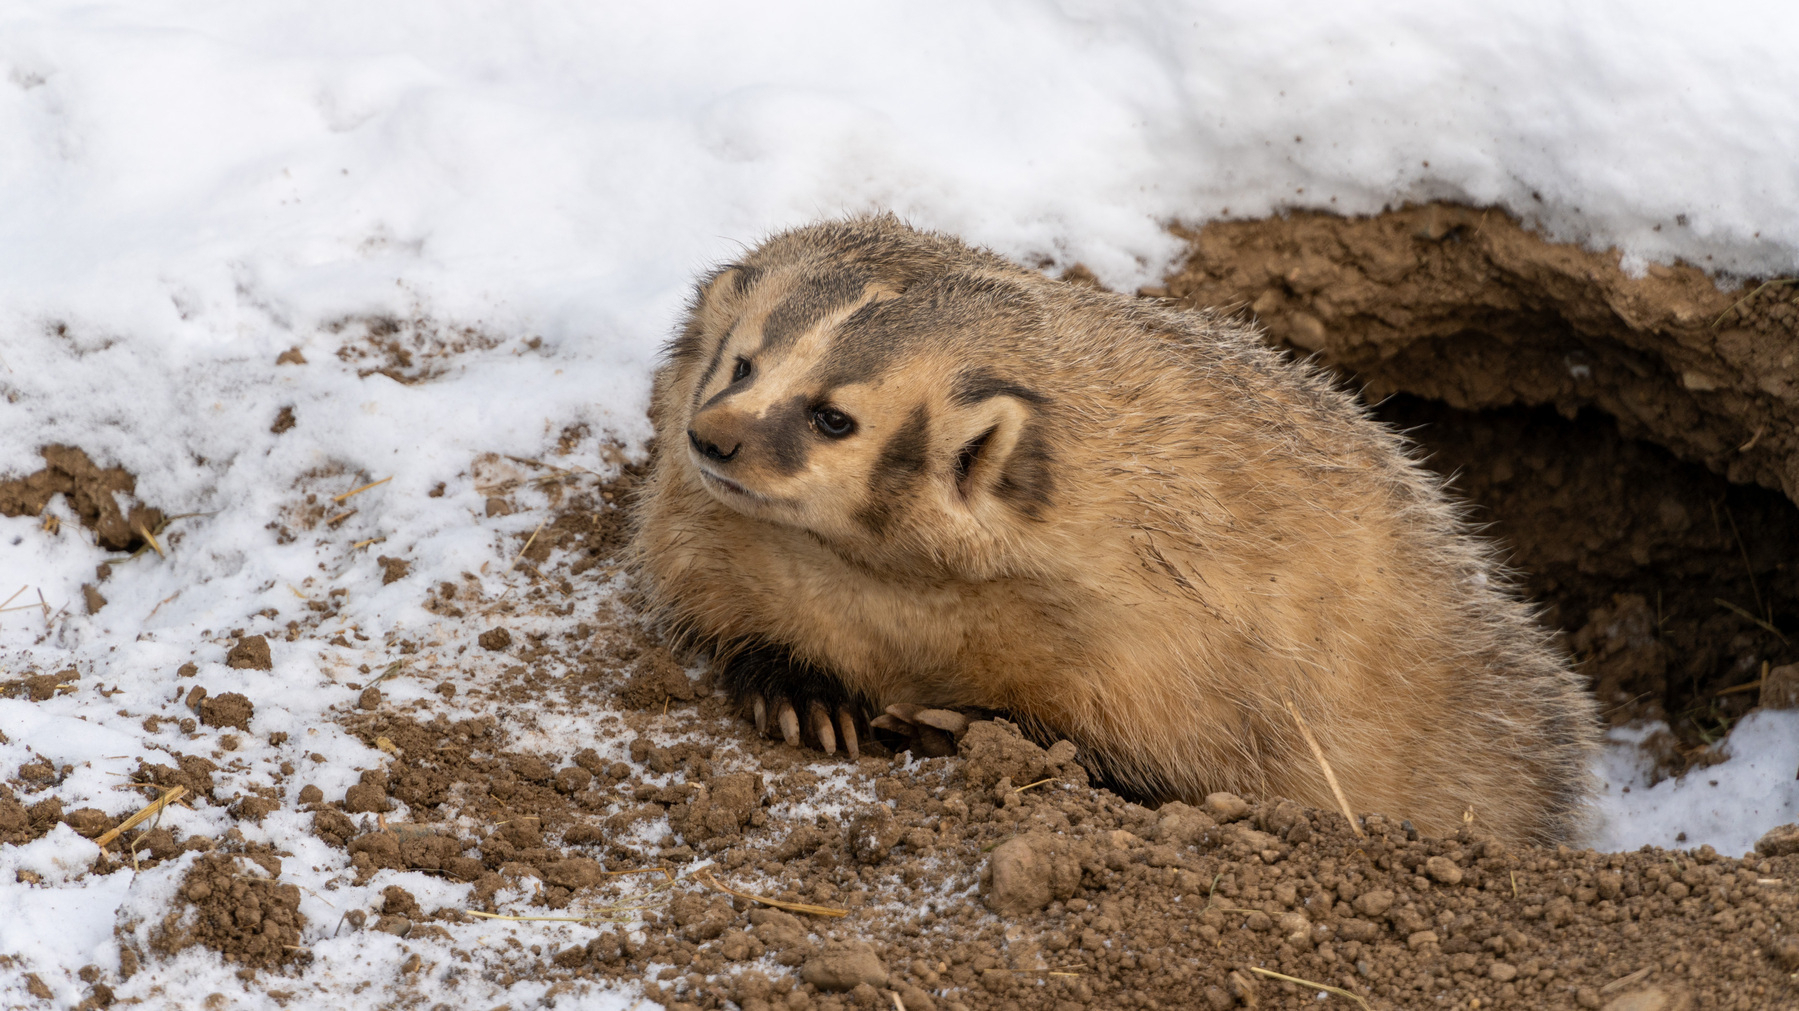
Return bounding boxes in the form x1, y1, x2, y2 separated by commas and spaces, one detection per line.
663, 256, 1054, 570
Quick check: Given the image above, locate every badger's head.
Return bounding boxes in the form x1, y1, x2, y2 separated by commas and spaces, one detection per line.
659, 222, 1055, 573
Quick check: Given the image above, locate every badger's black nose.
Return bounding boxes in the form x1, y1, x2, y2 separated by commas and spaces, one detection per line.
689, 428, 739, 463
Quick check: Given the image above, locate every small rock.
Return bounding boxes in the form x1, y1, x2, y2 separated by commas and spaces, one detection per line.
1353, 889, 1395, 917
484, 497, 512, 517
1771, 936, 1799, 971
1601, 986, 1692, 1011
800, 941, 888, 992
956, 720, 1051, 792
1408, 929, 1440, 950
750, 909, 812, 967
63, 807, 111, 838
226, 635, 273, 671
82, 584, 107, 614
987, 836, 1052, 916
1488, 962, 1518, 982
984, 833, 1084, 916
554, 766, 592, 794
478, 627, 512, 652
543, 858, 606, 890
297, 785, 324, 805
1153, 801, 1218, 847
1203, 792, 1251, 822
846, 805, 902, 865
200, 692, 254, 731
357, 686, 382, 710
1424, 855, 1463, 885
375, 555, 410, 585
372, 915, 411, 937
1756, 823, 1799, 857
343, 781, 391, 814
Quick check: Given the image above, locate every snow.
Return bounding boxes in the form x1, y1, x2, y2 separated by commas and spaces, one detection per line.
1592, 710, 1799, 858
2, 1, 1797, 1005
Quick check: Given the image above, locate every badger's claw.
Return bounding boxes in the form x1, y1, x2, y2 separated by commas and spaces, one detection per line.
777, 699, 800, 747
810, 700, 836, 755
838, 706, 860, 760
752, 694, 769, 737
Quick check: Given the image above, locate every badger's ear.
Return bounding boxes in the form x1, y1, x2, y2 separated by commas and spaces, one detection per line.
946, 394, 1052, 514
696, 264, 751, 309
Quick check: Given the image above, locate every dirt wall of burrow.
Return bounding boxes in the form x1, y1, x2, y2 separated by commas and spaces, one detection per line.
1153, 203, 1799, 505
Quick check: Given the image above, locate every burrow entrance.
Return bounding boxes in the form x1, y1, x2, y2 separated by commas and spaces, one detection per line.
1157, 203, 1799, 768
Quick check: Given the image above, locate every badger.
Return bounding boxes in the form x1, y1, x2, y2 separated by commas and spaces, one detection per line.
628, 214, 1598, 844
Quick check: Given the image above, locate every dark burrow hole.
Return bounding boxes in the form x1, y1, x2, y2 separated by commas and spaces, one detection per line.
1377, 394, 1799, 770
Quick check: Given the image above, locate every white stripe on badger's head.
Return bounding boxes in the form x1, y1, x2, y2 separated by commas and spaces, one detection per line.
667, 219, 1058, 574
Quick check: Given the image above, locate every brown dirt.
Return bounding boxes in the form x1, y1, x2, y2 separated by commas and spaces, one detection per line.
0, 444, 164, 551
91, 457, 1776, 1011
13, 205, 1799, 1008
152, 851, 306, 968
1157, 203, 1799, 504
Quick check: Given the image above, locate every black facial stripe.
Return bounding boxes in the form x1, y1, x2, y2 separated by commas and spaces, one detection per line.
691, 330, 734, 411
856, 404, 930, 535
763, 395, 813, 475
951, 370, 1048, 407
759, 270, 869, 351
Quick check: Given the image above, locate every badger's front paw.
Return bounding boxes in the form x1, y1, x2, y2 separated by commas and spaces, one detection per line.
747, 693, 862, 758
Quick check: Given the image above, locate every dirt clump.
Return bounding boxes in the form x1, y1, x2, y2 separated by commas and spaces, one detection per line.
225, 635, 273, 671
2, 667, 79, 702
0, 444, 165, 551
153, 852, 305, 968
198, 692, 253, 731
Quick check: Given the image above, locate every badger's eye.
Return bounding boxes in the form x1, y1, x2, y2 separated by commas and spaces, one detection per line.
812, 407, 856, 438
731, 357, 752, 382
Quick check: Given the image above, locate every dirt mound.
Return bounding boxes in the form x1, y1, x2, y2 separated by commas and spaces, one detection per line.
0, 444, 164, 551
1159, 202, 1799, 506
289, 708, 1799, 1011
152, 851, 306, 968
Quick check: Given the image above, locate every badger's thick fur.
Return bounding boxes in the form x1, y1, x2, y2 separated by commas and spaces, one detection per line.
629, 214, 1598, 844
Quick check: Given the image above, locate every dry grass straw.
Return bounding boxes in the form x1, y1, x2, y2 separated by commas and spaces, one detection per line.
1247, 967, 1370, 1009
694, 868, 849, 918
508, 521, 546, 572
332, 476, 392, 503
1284, 697, 1364, 838
94, 786, 188, 848
325, 509, 357, 527
1715, 597, 1788, 643
1012, 777, 1057, 793
1601, 966, 1652, 994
